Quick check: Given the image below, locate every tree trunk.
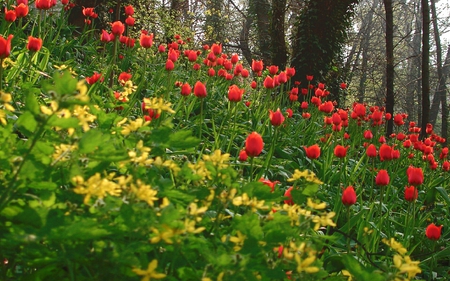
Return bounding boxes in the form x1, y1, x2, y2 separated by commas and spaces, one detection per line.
358, 0, 378, 103
384, 0, 395, 136
420, 0, 430, 139
405, 0, 421, 124
270, 0, 287, 69
239, 16, 253, 66
250, 0, 272, 64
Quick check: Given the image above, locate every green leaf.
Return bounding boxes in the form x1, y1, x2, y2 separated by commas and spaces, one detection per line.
434, 186, 450, 206
16, 111, 38, 135
168, 130, 200, 149
28, 181, 57, 190
49, 219, 110, 240
25, 90, 40, 115
47, 115, 80, 129
78, 129, 104, 153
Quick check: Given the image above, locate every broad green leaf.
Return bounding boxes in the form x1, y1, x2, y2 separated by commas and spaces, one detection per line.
78, 129, 104, 153
434, 186, 450, 206
16, 111, 38, 135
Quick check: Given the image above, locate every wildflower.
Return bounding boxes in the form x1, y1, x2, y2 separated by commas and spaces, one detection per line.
72, 173, 122, 205
119, 118, 150, 136
0, 35, 13, 59
124, 5, 134, 16
425, 223, 442, 240
180, 82, 191, 96
379, 143, 393, 161
5, 8, 16, 22
251, 59, 263, 73
269, 108, 285, 126
295, 252, 320, 274
131, 180, 159, 207
404, 186, 418, 202
228, 85, 244, 102
228, 231, 246, 251
284, 187, 294, 205
165, 59, 174, 71
304, 144, 321, 159
132, 259, 166, 281
35, 0, 55, 10
139, 31, 153, 48
287, 169, 323, 184
86, 72, 103, 85
52, 143, 77, 164
142, 97, 175, 116
111, 21, 125, 36
238, 149, 248, 161
342, 186, 357, 206
15, 3, 29, 18
245, 132, 264, 157
375, 169, 389, 186
334, 145, 347, 158
193, 81, 207, 98
406, 166, 423, 186
202, 150, 230, 169
366, 144, 377, 158
263, 76, 274, 89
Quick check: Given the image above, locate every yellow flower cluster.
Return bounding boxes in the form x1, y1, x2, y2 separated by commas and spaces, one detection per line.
127, 140, 153, 166
202, 150, 230, 170
188, 160, 211, 181
281, 202, 336, 230
382, 238, 421, 280
52, 143, 78, 164
132, 259, 166, 281
116, 80, 137, 102
118, 117, 150, 136
281, 241, 320, 274
232, 192, 269, 212
72, 173, 122, 205
142, 97, 175, 115
130, 179, 159, 207
287, 169, 323, 184
0, 91, 14, 125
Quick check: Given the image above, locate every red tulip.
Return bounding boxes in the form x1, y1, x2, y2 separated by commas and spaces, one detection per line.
394, 113, 404, 126
306, 75, 313, 81
340, 82, 347, 89
342, 186, 356, 206
228, 85, 244, 102
100, 29, 114, 43
86, 72, 103, 85
284, 186, 294, 205
268, 65, 278, 75
363, 130, 373, 140
125, 16, 135, 26
35, 0, 55, 10
180, 83, 191, 96
304, 144, 321, 159
245, 132, 264, 157
118, 72, 132, 83
263, 76, 274, 89
251, 59, 263, 73
165, 59, 174, 71
366, 144, 377, 158
211, 43, 222, 55
334, 145, 347, 158
193, 81, 207, 98
111, 21, 125, 36
15, 3, 29, 18
5, 8, 17, 22
139, 32, 153, 48
375, 169, 389, 186
286, 108, 293, 118
379, 144, 393, 161
269, 108, 285, 126
425, 223, 442, 240
259, 178, 279, 193
404, 186, 418, 202
286, 67, 295, 77
26, 36, 42, 52
239, 149, 248, 161
124, 4, 134, 16
406, 166, 423, 186
319, 101, 334, 113
0, 35, 13, 59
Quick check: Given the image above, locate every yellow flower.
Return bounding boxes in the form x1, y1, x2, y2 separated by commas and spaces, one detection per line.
184, 218, 206, 234
312, 212, 336, 231
228, 231, 246, 251
0, 110, 7, 125
120, 118, 149, 136
0, 92, 14, 112
72, 173, 122, 204
131, 180, 159, 207
143, 97, 175, 115
295, 252, 319, 274
132, 259, 166, 281
52, 143, 78, 164
342, 269, 353, 280
202, 150, 230, 169
287, 169, 323, 184
75, 80, 89, 102
150, 226, 177, 244
188, 202, 208, 216
307, 198, 327, 210
382, 238, 407, 256
188, 161, 211, 180
72, 105, 96, 131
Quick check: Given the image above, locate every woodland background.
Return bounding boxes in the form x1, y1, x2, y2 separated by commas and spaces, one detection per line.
69, 0, 450, 142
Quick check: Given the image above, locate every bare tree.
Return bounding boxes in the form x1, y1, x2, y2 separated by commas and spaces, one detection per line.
384, 0, 395, 135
